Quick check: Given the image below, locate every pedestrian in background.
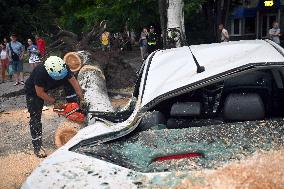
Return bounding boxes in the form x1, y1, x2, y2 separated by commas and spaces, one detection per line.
35, 35, 46, 57
6, 34, 25, 86
101, 30, 111, 51
139, 27, 148, 61
269, 21, 281, 45
219, 24, 230, 42
147, 26, 158, 54
27, 39, 41, 70
0, 43, 9, 83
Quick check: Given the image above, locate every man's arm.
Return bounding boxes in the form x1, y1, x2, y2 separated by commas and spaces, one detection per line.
269, 29, 280, 37
68, 76, 84, 100
35, 85, 56, 104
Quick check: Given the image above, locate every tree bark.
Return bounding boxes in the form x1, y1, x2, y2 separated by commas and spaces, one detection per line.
159, 0, 167, 48
166, 0, 186, 48
78, 64, 114, 122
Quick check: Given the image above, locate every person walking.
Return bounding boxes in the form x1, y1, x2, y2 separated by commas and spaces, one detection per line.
269, 21, 281, 45
139, 27, 148, 61
35, 35, 46, 57
147, 26, 158, 54
219, 24, 230, 42
0, 43, 9, 83
27, 39, 41, 70
6, 34, 25, 86
25, 56, 84, 158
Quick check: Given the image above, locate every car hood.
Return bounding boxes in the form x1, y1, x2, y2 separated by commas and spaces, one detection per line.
140, 40, 284, 107
22, 149, 178, 189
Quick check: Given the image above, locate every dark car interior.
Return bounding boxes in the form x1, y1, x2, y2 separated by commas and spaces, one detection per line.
139, 67, 284, 130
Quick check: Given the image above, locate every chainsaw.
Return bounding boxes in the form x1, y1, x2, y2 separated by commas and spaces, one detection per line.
53, 102, 85, 123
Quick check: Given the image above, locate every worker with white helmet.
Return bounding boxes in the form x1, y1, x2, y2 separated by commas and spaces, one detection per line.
25, 56, 84, 158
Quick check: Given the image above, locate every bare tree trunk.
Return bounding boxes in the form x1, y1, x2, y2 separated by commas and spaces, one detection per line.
159, 0, 167, 48
202, 2, 216, 42
224, 0, 231, 28
166, 0, 186, 47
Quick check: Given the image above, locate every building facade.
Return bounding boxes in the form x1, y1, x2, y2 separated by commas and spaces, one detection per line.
229, 0, 284, 45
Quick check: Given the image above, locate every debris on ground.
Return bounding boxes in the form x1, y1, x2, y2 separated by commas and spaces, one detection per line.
0, 151, 44, 189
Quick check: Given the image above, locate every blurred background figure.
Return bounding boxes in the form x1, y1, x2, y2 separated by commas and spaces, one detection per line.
6, 34, 25, 86
219, 24, 229, 42
130, 29, 136, 45
35, 35, 46, 58
27, 39, 41, 70
147, 26, 158, 54
139, 27, 148, 61
0, 43, 9, 83
100, 29, 111, 51
269, 21, 281, 45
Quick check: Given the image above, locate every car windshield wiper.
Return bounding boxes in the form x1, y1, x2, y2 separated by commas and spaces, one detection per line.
188, 46, 205, 73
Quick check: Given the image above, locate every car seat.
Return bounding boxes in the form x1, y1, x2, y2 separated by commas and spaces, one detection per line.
223, 93, 265, 121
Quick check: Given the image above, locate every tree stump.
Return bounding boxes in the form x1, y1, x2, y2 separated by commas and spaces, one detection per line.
64, 51, 95, 72
54, 121, 80, 148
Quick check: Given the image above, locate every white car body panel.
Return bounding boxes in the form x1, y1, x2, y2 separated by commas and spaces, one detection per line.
141, 40, 284, 106
22, 150, 171, 189
22, 40, 284, 188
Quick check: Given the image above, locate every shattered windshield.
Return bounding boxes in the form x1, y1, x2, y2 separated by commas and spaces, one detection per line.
73, 119, 284, 173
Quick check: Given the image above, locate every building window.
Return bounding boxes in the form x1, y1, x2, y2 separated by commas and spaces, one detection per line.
245, 17, 256, 34
231, 19, 242, 35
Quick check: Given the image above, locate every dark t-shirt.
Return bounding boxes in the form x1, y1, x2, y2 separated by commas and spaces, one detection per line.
25, 64, 73, 96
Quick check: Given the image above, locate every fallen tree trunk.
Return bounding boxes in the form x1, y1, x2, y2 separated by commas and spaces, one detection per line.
64, 50, 114, 119
54, 51, 114, 148
78, 65, 114, 115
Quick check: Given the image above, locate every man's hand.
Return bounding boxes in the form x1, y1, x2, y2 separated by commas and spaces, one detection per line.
79, 99, 88, 112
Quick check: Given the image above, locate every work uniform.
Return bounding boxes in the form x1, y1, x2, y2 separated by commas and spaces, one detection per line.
25, 64, 77, 152
147, 32, 158, 54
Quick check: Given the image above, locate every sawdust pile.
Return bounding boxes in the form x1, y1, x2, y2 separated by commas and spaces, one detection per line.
0, 151, 43, 189
175, 149, 284, 189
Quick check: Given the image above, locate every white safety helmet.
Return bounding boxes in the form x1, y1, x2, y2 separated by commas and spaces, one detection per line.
44, 56, 68, 80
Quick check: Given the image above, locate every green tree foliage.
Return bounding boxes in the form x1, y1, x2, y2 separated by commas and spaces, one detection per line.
50, 0, 159, 34
0, 0, 213, 45
0, 0, 55, 41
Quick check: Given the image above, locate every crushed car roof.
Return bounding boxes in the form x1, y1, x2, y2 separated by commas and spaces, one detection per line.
141, 40, 284, 107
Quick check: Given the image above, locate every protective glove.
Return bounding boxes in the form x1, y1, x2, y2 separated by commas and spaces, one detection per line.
79, 99, 89, 112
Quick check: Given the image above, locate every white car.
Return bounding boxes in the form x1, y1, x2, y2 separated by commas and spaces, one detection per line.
22, 40, 284, 189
